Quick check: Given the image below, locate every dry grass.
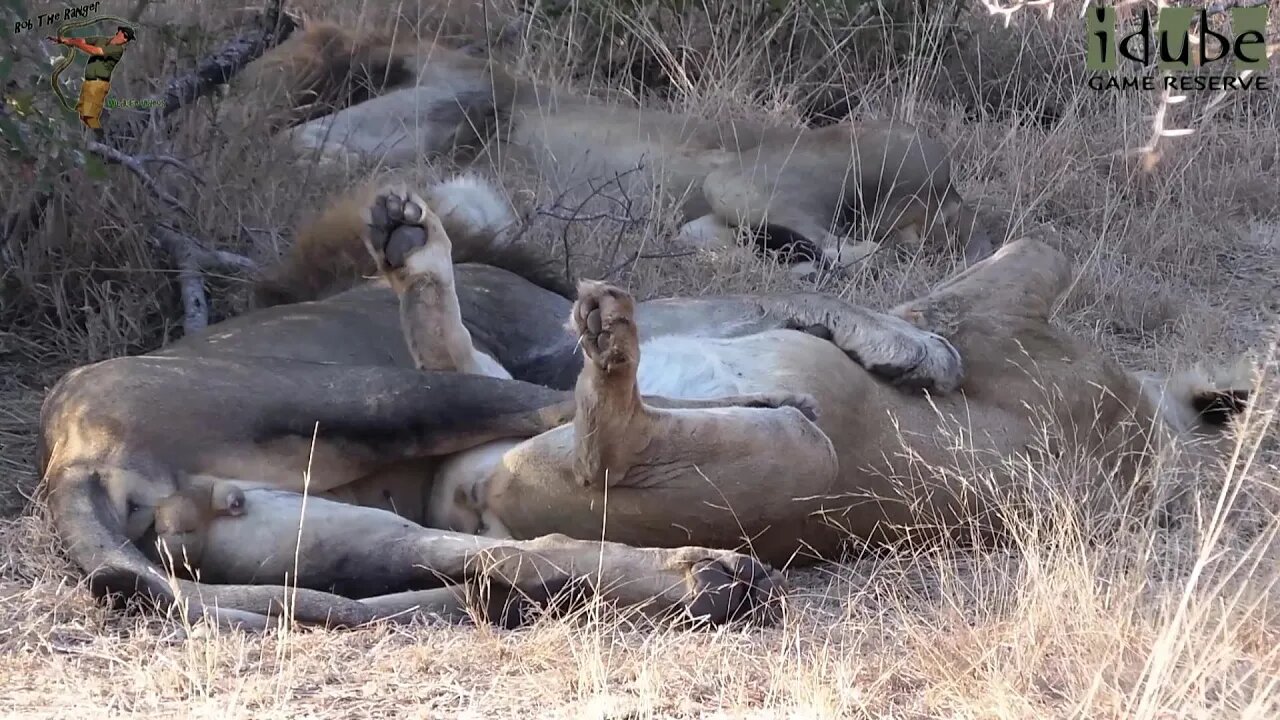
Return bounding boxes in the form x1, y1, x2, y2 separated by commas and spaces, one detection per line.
2, 0, 1280, 716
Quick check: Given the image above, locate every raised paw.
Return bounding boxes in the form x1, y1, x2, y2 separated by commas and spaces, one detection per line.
572, 280, 639, 375
683, 553, 786, 627
363, 187, 448, 273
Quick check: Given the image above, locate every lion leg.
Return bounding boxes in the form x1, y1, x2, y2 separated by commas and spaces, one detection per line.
674, 214, 738, 250
409, 271, 829, 540
739, 292, 967, 393
190, 485, 785, 627
362, 186, 511, 378
861, 193, 928, 248
701, 166, 851, 276
891, 236, 1072, 326
625, 291, 966, 393
566, 281, 830, 487
476, 281, 840, 564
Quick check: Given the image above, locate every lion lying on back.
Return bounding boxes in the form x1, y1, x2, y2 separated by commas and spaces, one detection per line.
38, 166, 1254, 631
228, 20, 995, 304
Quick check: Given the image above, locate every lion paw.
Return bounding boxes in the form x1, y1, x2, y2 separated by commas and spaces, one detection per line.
865, 322, 965, 394
364, 188, 448, 274
572, 280, 639, 375
683, 553, 786, 627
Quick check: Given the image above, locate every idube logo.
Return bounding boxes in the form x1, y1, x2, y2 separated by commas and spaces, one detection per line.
1085, 3, 1271, 91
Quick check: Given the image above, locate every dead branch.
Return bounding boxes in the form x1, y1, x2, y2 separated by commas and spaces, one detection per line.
86, 141, 196, 221
147, 224, 259, 335
153, 226, 211, 334
147, 0, 297, 120
201, 246, 260, 273
86, 143, 258, 333
133, 154, 205, 182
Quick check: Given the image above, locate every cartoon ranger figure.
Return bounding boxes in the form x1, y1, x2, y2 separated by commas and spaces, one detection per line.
46, 25, 136, 129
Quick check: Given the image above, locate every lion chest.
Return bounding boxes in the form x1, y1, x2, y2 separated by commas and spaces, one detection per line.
635, 330, 834, 400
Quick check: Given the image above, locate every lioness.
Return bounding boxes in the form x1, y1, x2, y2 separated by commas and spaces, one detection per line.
38, 175, 1250, 632
231, 21, 994, 302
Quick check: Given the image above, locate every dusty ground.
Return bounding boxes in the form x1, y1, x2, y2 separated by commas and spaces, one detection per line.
2, 0, 1280, 717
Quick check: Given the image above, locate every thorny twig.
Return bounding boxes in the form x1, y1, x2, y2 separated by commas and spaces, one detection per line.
521, 164, 651, 287
1132, 0, 1274, 170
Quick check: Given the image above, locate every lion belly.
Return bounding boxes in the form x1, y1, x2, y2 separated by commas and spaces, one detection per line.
636, 329, 848, 399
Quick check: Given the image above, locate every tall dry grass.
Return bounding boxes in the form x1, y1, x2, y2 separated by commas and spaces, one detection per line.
1, 0, 1279, 716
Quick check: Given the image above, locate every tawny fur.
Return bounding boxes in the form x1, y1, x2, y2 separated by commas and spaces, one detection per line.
1135, 358, 1257, 435
227, 22, 417, 132
253, 173, 525, 307
39, 184, 1253, 630
252, 180, 381, 307
233, 21, 994, 283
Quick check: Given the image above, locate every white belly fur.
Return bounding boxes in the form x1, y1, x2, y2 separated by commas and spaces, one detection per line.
636, 329, 814, 400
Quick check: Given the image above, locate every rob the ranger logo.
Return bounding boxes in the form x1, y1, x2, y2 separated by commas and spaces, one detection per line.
1085, 3, 1271, 91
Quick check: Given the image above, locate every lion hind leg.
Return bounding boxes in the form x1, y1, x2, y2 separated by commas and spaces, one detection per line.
362, 186, 511, 378
474, 282, 836, 565
892, 236, 1072, 325
357, 584, 532, 629
460, 534, 788, 627
195, 485, 786, 627
568, 280, 653, 487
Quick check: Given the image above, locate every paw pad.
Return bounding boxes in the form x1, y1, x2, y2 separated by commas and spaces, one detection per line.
366, 189, 434, 271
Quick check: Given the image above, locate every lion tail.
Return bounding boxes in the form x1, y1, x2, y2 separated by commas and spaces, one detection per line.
252, 173, 575, 308
1136, 357, 1256, 435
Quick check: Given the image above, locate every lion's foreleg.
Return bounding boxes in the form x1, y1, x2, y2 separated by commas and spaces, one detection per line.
362, 186, 511, 379
470, 281, 838, 566
740, 293, 967, 393
633, 294, 963, 393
